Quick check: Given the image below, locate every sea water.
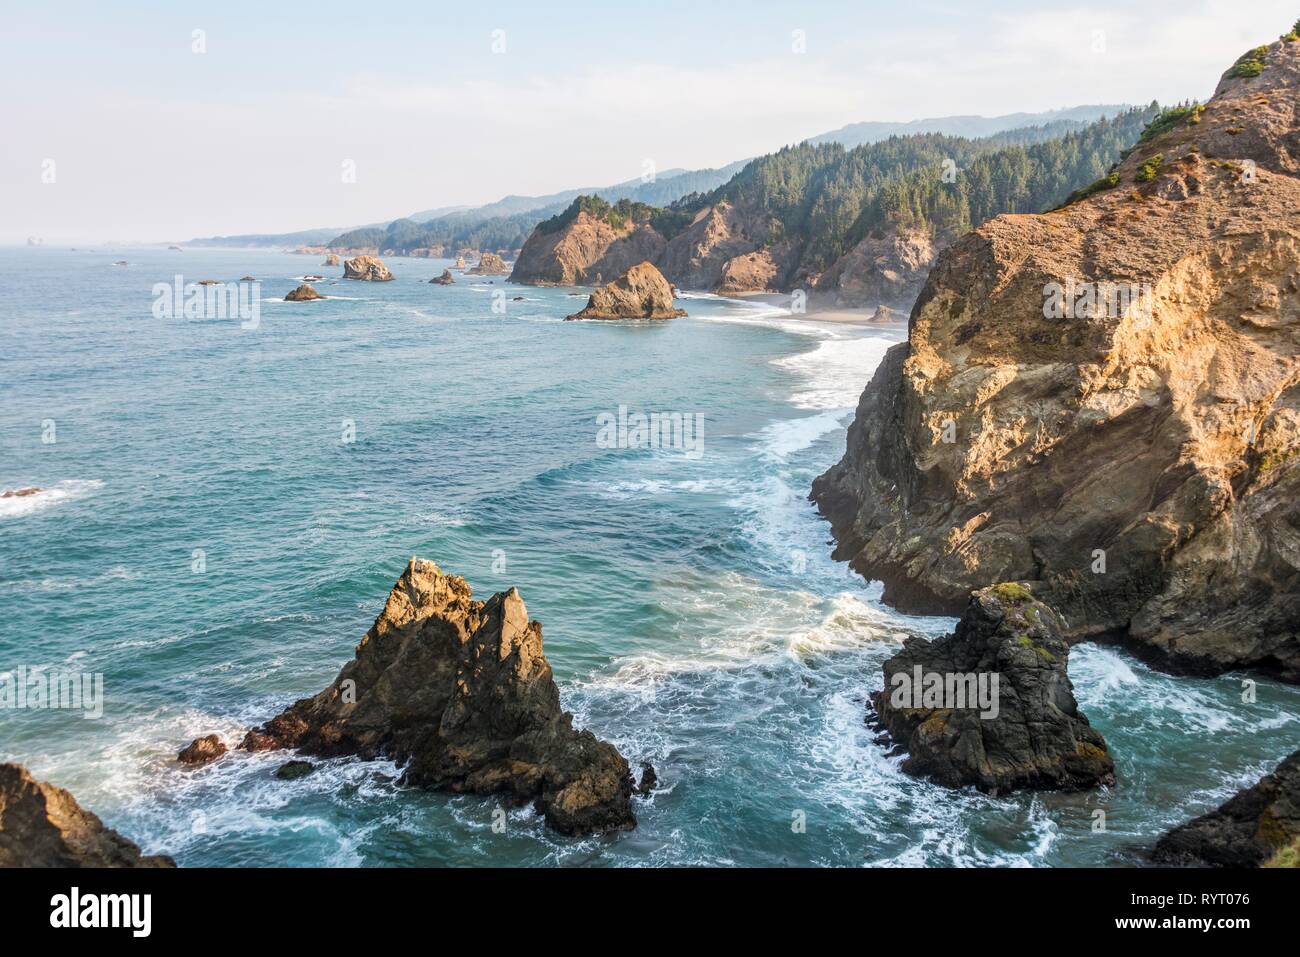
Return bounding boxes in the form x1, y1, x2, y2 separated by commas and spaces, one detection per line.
2, 246, 1296, 866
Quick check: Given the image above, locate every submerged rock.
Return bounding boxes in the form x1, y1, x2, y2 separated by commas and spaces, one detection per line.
1154, 749, 1300, 867
812, 36, 1300, 680
284, 283, 323, 302
342, 256, 394, 281
203, 558, 637, 835
466, 252, 509, 276
275, 760, 315, 781
429, 269, 454, 285
0, 763, 175, 868
1, 487, 42, 499
871, 584, 1115, 793
177, 734, 228, 767
565, 261, 686, 321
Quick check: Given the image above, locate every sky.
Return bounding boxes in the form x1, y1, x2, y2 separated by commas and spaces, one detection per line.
0, 0, 1294, 243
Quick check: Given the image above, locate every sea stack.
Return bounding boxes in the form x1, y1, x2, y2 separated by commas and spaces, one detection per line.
429, 268, 454, 285
323, 253, 340, 266
342, 255, 394, 281
284, 283, 323, 301
0, 764, 174, 867
872, 584, 1115, 793
811, 36, 1300, 681
184, 559, 645, 836
466, 252, 509, 276
565, 261, 687, 321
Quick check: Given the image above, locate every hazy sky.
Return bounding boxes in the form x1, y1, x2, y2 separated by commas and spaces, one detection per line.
1, 0, 1294, 242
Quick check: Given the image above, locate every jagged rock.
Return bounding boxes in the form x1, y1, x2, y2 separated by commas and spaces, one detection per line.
1, 487, 42, 499
816, 227, 938, 309
868, 304, 904, 322
201, 559, 637, 835
284, 283, 323, 302
812, 36, 1300, 680
323, 254, 340, 266
511, 210, 667, 286
565, 262, 687, 321
454, 255, 467, 269
274, 761, 315, 781
872, 584, 1115, 793
429, 269, 454, 285
1154, 750, 1300, 866
342, 256, 394, 281
636, 763, 658, 795
0, 764, 174, 868
466, 252, 509, 276
177, 734, 227, 767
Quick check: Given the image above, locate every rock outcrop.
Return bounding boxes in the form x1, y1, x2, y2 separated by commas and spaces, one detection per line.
342, 256, 394, 281
323, 254, 340, 266
429, 269, 454, 285
177, 734, 228, 767
872, 584, 1115, 793
0, 764, 174, 868
186, 559, 640, 835
284, 283, 323, 302
466, 253, 509, 276
511, 211, 666, 286
1154, 749, 1300, 867
813, 36, 1300, 680
816, 226, 939, 309
565, 262, 687, 321
659, 201, 770, 292
1, 487, 42, 499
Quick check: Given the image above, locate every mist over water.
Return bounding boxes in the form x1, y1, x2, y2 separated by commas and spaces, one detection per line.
2, 246, 1296, 866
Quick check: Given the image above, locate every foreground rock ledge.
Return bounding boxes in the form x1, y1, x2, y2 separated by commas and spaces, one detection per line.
1153, 749, 1300, 867
872, 584, 1116, 794
565, 261, 686, 321
0, 763, 175, 868
187, 559, 641, 836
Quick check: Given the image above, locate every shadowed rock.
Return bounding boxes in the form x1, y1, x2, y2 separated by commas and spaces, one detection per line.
429, 269, 454, 285
0, 764, 174, 868
189, 559, 641, 835
284, 283, 323, 302
1154, 749, 1300, 867
565, 261, 686, 321
872, 583, 1115, 793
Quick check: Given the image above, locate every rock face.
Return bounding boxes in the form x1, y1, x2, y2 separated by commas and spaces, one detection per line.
0, 764, 174, 868
342, 256, 394, 281
873, 584, 1115, 793
284, 283, 323, 302
1154, 749, 1300, 867
323, 254, 340, 266
813, 38, 1300, 680
466, 252, 509, 276
659, 201, 779, 292
216, 559, 638, 835
565, 262, 687, 321
511, 211, 666, 286
816, 226, 938, 309
429, 269, 454, 285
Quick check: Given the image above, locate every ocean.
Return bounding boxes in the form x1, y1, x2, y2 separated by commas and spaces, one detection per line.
2, 245, 1297, 866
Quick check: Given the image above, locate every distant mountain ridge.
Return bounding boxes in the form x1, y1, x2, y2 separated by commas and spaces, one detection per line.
183, 105, 1131, 250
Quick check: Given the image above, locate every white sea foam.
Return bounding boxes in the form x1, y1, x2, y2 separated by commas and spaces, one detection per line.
0, 479, 103, 519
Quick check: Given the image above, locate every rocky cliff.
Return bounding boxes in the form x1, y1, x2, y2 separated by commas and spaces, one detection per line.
510, 210, 666, 286
873, 583, 1114, 793
0, 764, 174, 868
813, 36, 1300, 680
1153, 748, 1300, 866
565, 262, 686, 321
185, 559, 644, 835
816, 226, 939, 308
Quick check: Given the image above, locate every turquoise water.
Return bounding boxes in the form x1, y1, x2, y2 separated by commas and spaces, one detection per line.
2, 245, 1297, 867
